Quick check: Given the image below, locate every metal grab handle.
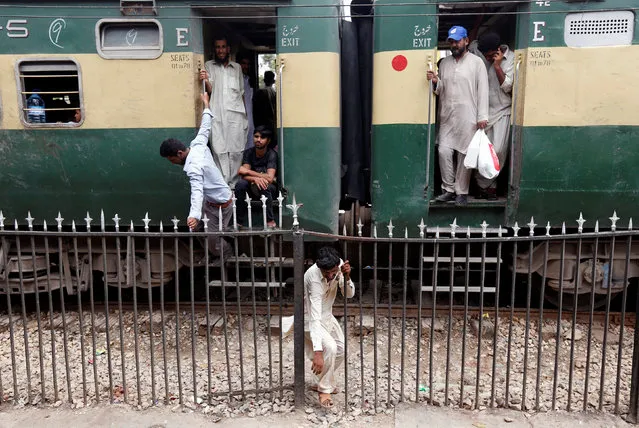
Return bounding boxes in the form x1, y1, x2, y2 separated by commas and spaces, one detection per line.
277, 57, 286, 187
425, 57, 434, 195
508, 56, 522, 192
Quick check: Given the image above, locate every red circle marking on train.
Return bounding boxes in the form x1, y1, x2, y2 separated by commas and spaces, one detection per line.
392, 55, 407, 71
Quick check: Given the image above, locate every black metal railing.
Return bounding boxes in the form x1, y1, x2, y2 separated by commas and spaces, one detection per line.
0, 205, 638, 422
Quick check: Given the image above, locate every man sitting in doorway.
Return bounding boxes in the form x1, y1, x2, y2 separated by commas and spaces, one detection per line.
235, 125, 278, 228
469, 32, 514, 200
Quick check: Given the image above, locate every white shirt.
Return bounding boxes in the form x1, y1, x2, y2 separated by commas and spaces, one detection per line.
304, 260, 355, 352
434, 51, 489, 154
469, 41, 514, 125
183, 108, 232, 220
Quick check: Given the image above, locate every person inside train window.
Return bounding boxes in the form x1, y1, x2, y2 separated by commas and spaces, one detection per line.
234, 125, 278, 229
68, 108, 82, 124
237, 52, 255, 150
427, 25, 489, 207
469, 32, 514, 200
159, 91, 233, 260
303, 246, 354, 409
199, 35, 248, 189
253, 71, 277, 148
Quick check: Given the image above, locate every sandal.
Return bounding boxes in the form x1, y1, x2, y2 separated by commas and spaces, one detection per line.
318, 392, 334, 409
311, 385, 339, 394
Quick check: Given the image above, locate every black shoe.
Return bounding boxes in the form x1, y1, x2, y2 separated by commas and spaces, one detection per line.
455, 194, 468, 206
435, 191, 456, 203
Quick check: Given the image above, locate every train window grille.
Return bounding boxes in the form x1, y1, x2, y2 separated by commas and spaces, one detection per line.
564, 11, 634, 47
16, 59, 83, 127
96, 19, 163, 60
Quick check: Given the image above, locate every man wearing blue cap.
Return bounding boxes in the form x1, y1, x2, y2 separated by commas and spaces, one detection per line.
427, 25, 489, 206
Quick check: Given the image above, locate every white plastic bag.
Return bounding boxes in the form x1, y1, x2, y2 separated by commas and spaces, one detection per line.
477, 134, 500, 180
463, 129, 483, 169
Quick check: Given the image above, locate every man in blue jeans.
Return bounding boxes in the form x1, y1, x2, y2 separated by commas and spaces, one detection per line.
235, 125, 278, 228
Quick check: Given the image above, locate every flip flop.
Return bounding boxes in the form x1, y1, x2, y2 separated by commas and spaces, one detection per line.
318, 392, 334, 409
311, 385, 339, 394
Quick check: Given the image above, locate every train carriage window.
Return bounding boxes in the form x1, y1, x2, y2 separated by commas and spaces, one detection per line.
16, 59, 84, 127
96, 19, 163, 59
564, 11, 634, 47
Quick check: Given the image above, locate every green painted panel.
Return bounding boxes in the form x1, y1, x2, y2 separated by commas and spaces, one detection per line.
0, 3, 194, 55
515, 125, 639, 227
281, 127, 340, 233
277, 0, 339, 54
370, 124, 430, 233
373, 0, 437, 53
0, 128, 194, 224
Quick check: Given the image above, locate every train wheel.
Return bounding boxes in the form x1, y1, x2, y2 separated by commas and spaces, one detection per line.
543, 287, 620, 312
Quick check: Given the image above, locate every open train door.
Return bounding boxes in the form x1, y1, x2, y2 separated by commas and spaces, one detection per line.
276, 0, 342, 233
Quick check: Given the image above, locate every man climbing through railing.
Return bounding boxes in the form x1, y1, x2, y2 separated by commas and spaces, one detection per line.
303, 246, 354, 409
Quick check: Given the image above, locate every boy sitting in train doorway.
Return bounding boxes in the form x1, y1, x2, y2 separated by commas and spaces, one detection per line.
234, 125, 279, 228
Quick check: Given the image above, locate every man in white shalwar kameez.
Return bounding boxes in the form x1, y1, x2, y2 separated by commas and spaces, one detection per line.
469, 32, 514, 200
427, 25, 489, 206
304, 247, 354, 409
199, 36, 248, 188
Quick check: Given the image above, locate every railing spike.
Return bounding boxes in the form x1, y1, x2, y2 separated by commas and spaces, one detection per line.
261, 194, 268, 231
609, 211, 620, 232
43, 220, 48, 231
0, 210, 4, 229
594, 220, 599, 233
232, 195, 238, 231
404, 227, 408, 239
113, 214, 121, 232
72, 220, 76, 232
435, 226, 440, 239
202, 213, 209, 231
286, 193, 303, 228
576, 212, 586, 233
171, 216, 179, 232
561, 222, 566, 235
84, 211, 93, 231
277, 192, 284, 230
512, 222, 520, 237
100, 210, 106, 232
546, 221, 551, 237
418, 218, 426, 238
129, 220, 134, 232
143, 212, 151, 231
466, 226, 471, 238
159, 221, 164, 233
528, 217, 536, 236
387, 219, 394, 238
498, 225, 503, 238
246, 193, 253, 230
218, 206, 223, 232
26, 211, 34, 230
449, 218, 458, 237
373, 224, 378, 239
629, 218, 633, 231
343, 224, 347, 237
357, 218, 364, 237
14, 219, 18, 230
56, 212, 64, 232
480, 220, 488, 238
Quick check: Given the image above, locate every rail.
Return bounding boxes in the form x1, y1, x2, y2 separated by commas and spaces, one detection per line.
1, 204, 639, 423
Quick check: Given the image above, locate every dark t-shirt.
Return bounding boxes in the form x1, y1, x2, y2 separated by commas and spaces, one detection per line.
241, 148, 278, 174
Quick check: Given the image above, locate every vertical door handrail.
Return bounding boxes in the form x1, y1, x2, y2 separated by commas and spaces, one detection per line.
508, 56, 522, 191
425, 57, 433, 195
277, 57, 286, 187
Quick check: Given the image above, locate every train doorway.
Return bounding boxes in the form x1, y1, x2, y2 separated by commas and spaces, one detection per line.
431, 2, 519, 208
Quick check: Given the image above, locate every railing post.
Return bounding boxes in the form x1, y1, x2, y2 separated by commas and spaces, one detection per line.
629, 290, 639, 423
293, 228, 305, 409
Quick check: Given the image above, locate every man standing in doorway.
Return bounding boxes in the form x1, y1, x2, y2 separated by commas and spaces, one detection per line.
199, 36, 248, 188
238, 52, 255, 150
253, 71, 277, 146
469, 32, 514, 200
304, 247, 354, 409
159, 92, 233, 261
427, 25, 489, 206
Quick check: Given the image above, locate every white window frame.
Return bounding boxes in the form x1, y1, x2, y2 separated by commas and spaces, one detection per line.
15, 58, 84, 129
96, 18, 163, 59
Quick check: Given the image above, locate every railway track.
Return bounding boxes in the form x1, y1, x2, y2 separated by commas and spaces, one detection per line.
83, 301, 636, 327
